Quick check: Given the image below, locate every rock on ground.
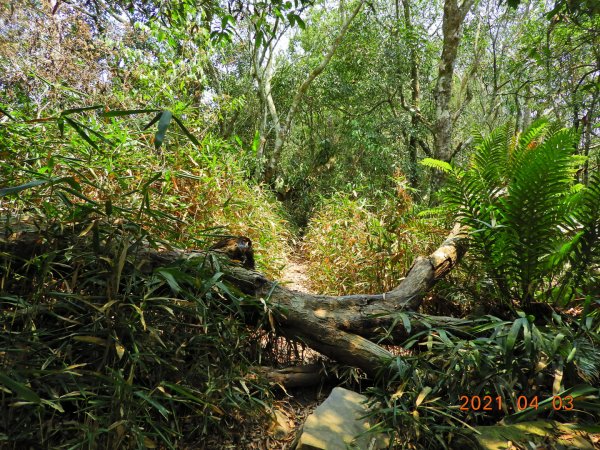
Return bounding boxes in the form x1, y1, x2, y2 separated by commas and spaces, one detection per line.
296, 387, 388, 450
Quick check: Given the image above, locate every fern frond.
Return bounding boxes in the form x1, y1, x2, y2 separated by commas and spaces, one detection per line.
472, 123, 511, 196
504, 129, 577, 301
420, 158, 453, 173
565, 172, 600, 295
510, 119, 550, 173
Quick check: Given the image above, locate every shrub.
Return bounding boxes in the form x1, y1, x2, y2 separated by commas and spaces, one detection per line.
0, 112, 293, 278
303, 182, 444, 295
423, 121, 600, 308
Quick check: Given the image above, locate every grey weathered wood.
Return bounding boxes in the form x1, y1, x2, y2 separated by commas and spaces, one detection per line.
2, 224, 467, 374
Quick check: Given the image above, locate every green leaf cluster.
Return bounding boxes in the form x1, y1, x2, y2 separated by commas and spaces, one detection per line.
424, 121, 599, 307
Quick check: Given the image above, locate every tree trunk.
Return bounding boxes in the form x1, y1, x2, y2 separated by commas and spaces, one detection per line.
400, 0, 421, 189
432, 0, 474, 190
254, 0, 366, 184
2, 224, 467, 375
123, 225, 468, 374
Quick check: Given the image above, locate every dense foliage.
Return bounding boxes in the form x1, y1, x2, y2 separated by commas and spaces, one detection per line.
1, 0, 599, 448
368, 311, 600, 448
424, 121, 600, 309
1, 217, 274, 448
303, 185, 444, 295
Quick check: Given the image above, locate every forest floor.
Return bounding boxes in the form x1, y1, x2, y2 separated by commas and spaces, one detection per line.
206, 252, 329, 449
280, 254, 313, 294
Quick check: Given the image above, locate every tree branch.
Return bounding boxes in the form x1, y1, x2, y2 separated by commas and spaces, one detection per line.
399, 88, 433, 131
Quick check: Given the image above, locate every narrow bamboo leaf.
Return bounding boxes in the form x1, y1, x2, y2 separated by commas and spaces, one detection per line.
58, 117, 65, 137
154, 111, 173, 149
399, 312, 412, 335
161, 382, 207, 405
143, 112, 163, 131
505, 318, 524, 361
134, 390, 170, 419
55, 191, 72, 206
77, 122, 111, 144
141, 171, 164, 190
171, 115, 201, 147
100, 108, 161, 117
523, 322, 532, 355
574, 401, 600, 412
566, 345, 577, 363
156, 268, 182, 294
114, 236, 130, 294
127, 304, 146, 331
0, 179, 49, 197
73, 336, 108, 346
64, 117, 98, 149
415, 386, 432, 407
58, 186, 99, 205
41, 399, 65, 412
25, 117, 55, 123
200, 272, 223, 296
57, 175, 82, 191
0, 373, 41, 404
60, 105, 104, 116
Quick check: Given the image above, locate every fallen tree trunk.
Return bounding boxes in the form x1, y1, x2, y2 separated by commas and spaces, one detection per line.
2, 223, 467, 374
252, 364, 328, 388
145, 224, 468, 374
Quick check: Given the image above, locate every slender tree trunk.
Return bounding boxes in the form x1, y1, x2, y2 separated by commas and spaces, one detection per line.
431, 0, 474, 192
402, 0, 421, 189
581, 88, 598, 185
258, 0, 365, 185
433, 0, 474, 162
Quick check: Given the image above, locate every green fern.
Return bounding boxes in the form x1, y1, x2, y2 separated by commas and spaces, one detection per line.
420, 158, 454, 173
560, 172, 600, 302
437, 122, 598, 308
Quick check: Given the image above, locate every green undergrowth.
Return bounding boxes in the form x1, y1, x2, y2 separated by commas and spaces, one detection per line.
303, 182, 447, 295
1, 117, 293, 278
366, 312, 600, 449
0, 216, 276, 448
0, 115, 294, 448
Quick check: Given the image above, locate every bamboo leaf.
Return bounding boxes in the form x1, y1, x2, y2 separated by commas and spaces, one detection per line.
73, 336, 108, 346
64, 117, 98, 149
415, 386, 432, 407
100, 108, 161, 117
0, 179, 49, 197
134, 390, 170, 419
156, 268, 182, 294
60, 105, 104, 116
143, 112, 163, 131
505, 318, 524, 363
171, 115, 201, 147
0, 373, 41, 404
154, 111, 173, 149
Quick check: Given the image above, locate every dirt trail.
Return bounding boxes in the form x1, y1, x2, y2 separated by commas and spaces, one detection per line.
280, 256, 313, 293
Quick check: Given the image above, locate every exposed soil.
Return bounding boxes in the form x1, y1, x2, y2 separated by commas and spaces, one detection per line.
280, 256, 313, 294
